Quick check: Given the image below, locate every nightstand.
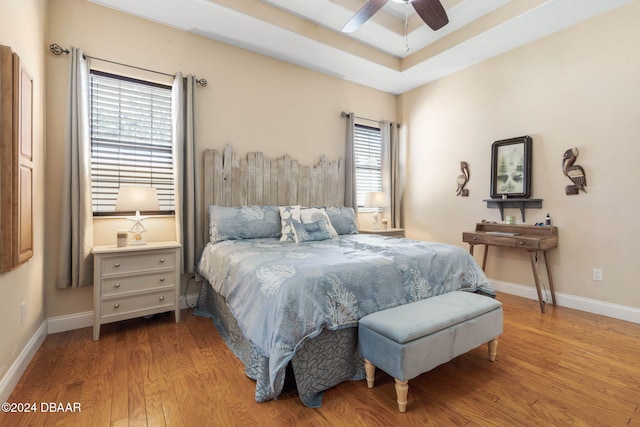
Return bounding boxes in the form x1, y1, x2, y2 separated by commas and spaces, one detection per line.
359, 228, 405, 238
92, 241, 181, 340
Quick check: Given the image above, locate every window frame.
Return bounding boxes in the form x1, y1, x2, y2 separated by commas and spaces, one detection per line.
89, 70, 175, 216
353, 123, 383, 211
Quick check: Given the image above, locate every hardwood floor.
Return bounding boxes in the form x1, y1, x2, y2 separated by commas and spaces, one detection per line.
2, 293, 639, 426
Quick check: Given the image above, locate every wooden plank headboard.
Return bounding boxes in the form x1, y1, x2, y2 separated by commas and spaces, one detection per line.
204, 145, 345, 209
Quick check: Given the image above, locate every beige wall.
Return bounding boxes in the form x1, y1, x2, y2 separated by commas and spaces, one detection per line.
400, 2, 640, 308
0, 0, 46, 380
45, 0, 397, 317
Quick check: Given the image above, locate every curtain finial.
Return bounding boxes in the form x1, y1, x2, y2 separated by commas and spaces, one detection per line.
49, 44, 69, 56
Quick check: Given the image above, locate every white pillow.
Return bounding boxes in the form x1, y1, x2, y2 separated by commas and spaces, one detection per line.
279, 205, 301, 242
300, 207, 338, 238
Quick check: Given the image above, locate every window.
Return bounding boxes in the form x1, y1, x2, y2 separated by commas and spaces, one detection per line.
354, 124, 382, 207
90, 70, 174, 214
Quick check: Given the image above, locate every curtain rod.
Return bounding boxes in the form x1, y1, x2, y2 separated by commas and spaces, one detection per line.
49, 44, 208, 87
341, 111, 378, 123
341, 111, 400, 127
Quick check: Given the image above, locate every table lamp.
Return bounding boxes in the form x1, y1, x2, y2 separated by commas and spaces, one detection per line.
364, 191, 389, 229
115, 186, 159, 245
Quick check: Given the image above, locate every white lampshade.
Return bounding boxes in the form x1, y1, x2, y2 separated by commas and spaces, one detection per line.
364, 191, 389, 208
115, 186, 159, 213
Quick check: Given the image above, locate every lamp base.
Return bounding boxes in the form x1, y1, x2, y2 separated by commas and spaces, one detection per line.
128, 232, 147, 245
371, 210, 381, 229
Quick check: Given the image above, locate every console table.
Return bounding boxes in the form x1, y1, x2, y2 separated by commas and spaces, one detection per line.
463, 223, 558, 312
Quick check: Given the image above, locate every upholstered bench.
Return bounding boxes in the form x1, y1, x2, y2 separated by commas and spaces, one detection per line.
358, 291, 503, 412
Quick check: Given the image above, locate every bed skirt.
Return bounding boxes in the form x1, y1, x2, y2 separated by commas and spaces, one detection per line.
194, 281, 365, 407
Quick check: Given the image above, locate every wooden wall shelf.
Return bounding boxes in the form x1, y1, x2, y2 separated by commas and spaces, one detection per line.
482, 198, 542, 222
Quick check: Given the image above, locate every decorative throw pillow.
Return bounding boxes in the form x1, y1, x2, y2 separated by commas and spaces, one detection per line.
326, 207, 359, 235
209, 205, 281, 243
293, 220, 332, 242
279, 205, 301, 242
300, 207, 338, 238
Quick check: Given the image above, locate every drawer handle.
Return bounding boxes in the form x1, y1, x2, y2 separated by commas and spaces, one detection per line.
114, 262, 121, 268
114, 303, 120, 309
516, 241, 525, 246
160, 258, 165, 263
159, 277, 165, 282
472, 237, 478, 241
114, 283, 120, 288
159, 296, 165, 301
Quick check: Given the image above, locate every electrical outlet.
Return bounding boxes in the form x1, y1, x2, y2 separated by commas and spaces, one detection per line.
21, 302, 26, 323
592, 268, 603, 281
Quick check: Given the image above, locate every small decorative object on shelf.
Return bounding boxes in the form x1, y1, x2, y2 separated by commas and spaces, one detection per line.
562, 147, 587, 195
116, 229, 128, 248
456, 161, 470, 197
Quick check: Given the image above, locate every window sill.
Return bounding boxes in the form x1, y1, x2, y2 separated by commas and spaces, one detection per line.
357, 207, 379, 213
93, 214, 176, 220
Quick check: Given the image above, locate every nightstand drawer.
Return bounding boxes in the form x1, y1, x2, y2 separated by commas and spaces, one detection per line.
101, 290, 175, 319
101, 272, 175, 297
100, 250, 176, 276
463, 232, 549, 250
93, 242, 181, 340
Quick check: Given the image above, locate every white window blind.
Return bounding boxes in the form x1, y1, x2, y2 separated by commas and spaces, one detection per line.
90, 71, 174, 214
354, 124, 382, 207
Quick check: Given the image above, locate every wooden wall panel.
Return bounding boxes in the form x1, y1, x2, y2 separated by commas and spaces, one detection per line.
0, 45, 34, 271
0, 45, 15, 272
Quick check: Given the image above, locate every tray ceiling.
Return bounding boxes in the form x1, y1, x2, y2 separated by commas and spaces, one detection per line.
90, 0, 634, 94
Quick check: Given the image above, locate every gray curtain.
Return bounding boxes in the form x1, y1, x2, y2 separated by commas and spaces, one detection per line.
344, 112, 357, 208
173, 73, 200, 274
56, 47, 94, 288
381, 121, 403, 228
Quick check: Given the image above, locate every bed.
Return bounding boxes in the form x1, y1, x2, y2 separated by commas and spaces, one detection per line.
195, 146, 493, 407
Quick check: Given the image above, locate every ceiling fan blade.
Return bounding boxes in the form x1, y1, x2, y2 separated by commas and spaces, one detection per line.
341, 0, 389, 33
412, 0, 448, 31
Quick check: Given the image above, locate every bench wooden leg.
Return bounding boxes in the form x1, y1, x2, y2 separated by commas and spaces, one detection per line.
395, 379, 409, 413
488, 338, 499, 362
364, 359, 376, 388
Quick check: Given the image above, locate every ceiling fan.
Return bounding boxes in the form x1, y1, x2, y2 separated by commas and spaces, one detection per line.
341, 0, 449, 33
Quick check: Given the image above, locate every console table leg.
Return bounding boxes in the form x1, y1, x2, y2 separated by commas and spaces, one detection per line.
482, 245, 489, 271
542, 251, 557, 306
469, 244, 489, 271
529, 251, 545, 313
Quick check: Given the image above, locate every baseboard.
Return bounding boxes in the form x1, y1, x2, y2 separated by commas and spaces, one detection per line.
46, 293, 200, 335
2, 285, 638, 403
0, 320, 47, 402
47, 311, 93, 334
490, 279, 640, 324
2, 292, 201, 400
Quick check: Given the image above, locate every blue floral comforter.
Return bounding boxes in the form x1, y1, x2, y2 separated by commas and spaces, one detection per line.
197, 234, 492, 401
